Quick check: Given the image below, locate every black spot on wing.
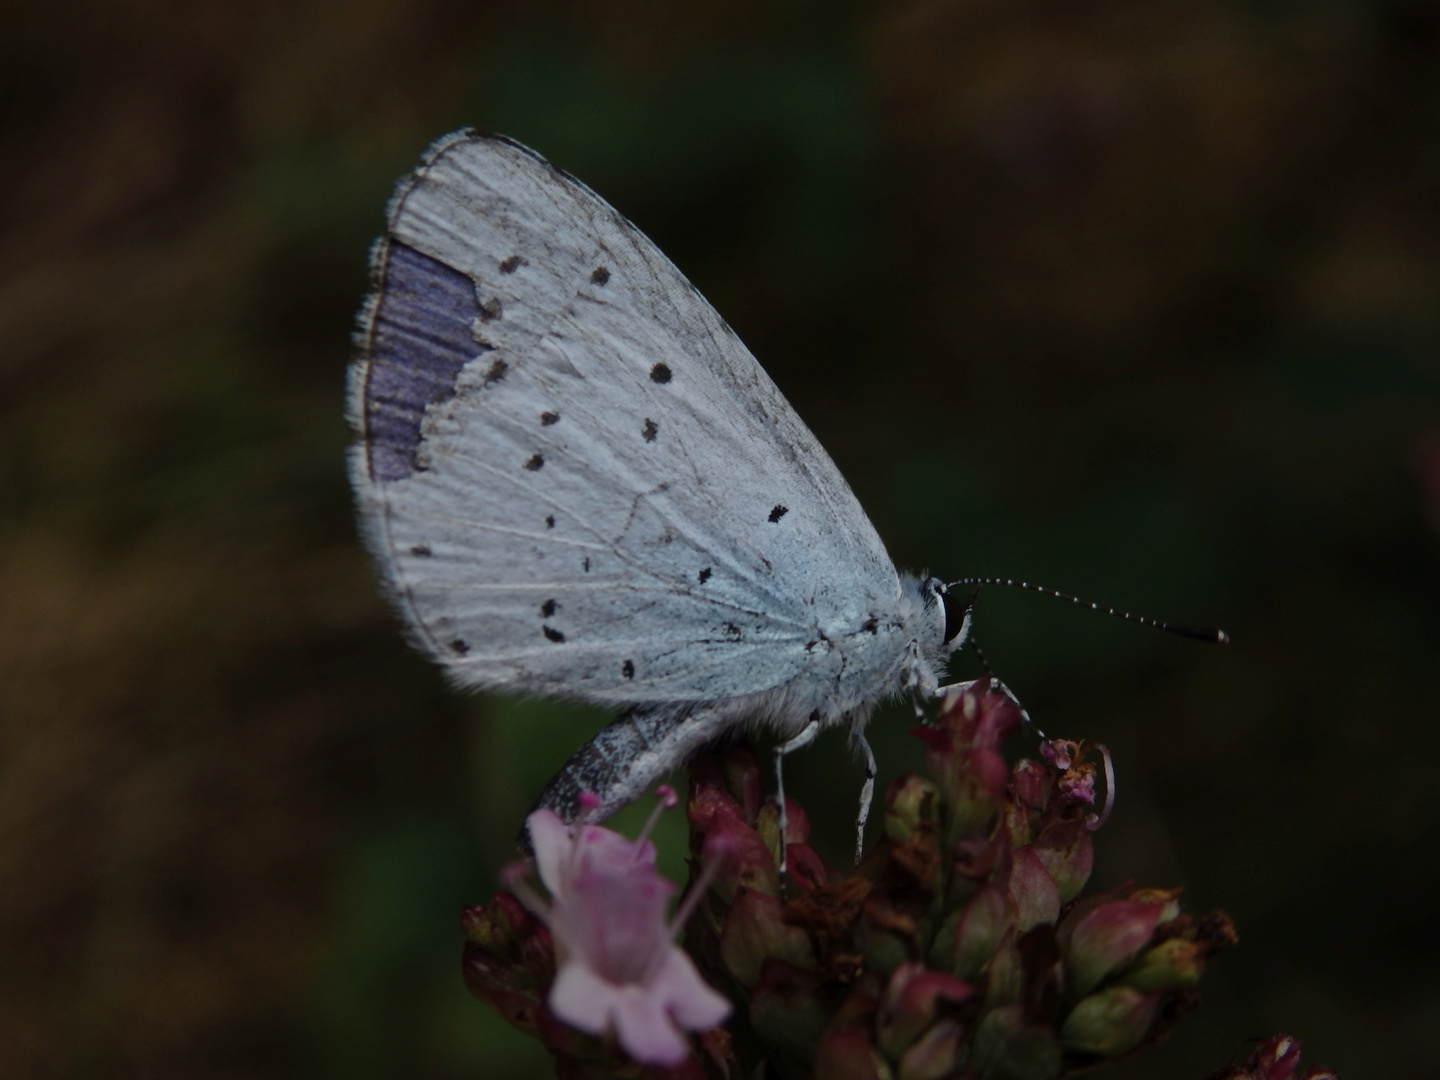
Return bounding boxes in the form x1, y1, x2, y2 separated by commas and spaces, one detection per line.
524, 453, 544, 471
768, 504, 789, 523
541, 411, 560, 426
698, 567, 711, 583
622, 659, 634, 679
410, 544, 432, 557
590, 266, 610, 285
499, 254, 525, 273
543, 625, 565, 643
540, 599, 557, 617
363, 242, 484, 482
642, 418, 658, 442
546, 515, 556, 529
451, 639, 470, 655
483, 358, 508, 385
478, 297, 502, 321
649, 363, 672, 384
582, 557, 590, 572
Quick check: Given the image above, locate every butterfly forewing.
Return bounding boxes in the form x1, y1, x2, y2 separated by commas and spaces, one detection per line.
350, 132, 900, 705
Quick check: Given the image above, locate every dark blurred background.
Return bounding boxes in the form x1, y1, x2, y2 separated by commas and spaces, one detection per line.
2, 1, 1437, 1077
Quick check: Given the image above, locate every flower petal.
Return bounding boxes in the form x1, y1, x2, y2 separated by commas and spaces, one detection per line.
613, 983, 692, 1065
578, 823, 656, 869
548, 958, 617, 1036
527, 809, 573, 895
651, 947, 731, 1029
558, 868, 674, 985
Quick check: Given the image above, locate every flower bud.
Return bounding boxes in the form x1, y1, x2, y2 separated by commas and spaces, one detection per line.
1122, 936, 1209, 991
460, 894, 554, 1037
1040, 740, 1075, 770
1056, 767, 1096, 806
981, 928, 1024, 1010
787, 842, 830, 892
885, 773, 939, 843
1060, 985, 1162, 1057
720, 740, 764, 820
690, 793, 778, 901
688, 750, 742, 819
924, 683, 1023, 841
950, 885, 1012, 981
1009, 759, 1050, 817
462, 891, 549, 972
964, 681, 1023, 749
952, 835, 1006, 885
749, 959, 832, 1064
751, 798, 826, 893
1030, 819, 1093, 905
1129, 886, 1183, 923
719, 888, 816, 988
1059, 898, 1166, 998
951, 747, 1012, 837
972, 1003, 1062, 1080
814, 1026, 894, 1080
1249, 1034, 1304, 1080
758, 794, 812, 848
1008, 847, 1061, 932
1215, 1035, 1338, 1080
897, 1020, 962, 1080
462, 939, 546, 1039
875, 961, 973, 1059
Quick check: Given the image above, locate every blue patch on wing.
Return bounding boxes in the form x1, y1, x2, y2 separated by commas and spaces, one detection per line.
363, 242, 485, 482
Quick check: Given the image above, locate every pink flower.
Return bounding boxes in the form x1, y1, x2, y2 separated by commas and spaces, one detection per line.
515, 791, 731, 1067
1216, 1034, 1337, 1080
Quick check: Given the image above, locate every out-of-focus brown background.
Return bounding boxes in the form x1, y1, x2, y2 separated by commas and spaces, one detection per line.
2, 1, 1436, 1077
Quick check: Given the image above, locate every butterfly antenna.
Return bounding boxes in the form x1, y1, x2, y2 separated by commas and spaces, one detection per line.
946, 578, 1229, 645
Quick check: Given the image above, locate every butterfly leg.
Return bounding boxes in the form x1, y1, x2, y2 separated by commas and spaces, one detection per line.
911, 690, 928, 722
988, 678, 1045, 740
853, 730, 877, 865
933, 678, 981, 698
774, 718, 821, 882
934, 677, 1046, 739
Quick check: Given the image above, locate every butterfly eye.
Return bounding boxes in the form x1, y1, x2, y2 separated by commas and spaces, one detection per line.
940, 586, 971, 644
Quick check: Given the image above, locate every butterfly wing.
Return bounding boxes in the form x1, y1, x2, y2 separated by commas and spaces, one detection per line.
349, 131, 900, 706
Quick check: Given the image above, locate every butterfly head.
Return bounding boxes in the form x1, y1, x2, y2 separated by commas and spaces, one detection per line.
917, 576, 974, 664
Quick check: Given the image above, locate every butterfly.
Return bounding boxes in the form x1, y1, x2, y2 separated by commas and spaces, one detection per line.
349, 131, 975, 859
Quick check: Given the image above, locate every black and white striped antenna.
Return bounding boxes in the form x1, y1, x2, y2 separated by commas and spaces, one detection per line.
944, 577, 1229, 645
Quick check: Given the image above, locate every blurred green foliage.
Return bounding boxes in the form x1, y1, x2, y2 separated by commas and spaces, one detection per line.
0, 2, 1437, 1079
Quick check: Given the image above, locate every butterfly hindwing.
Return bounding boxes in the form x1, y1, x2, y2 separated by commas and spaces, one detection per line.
349, 132, 901, 705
